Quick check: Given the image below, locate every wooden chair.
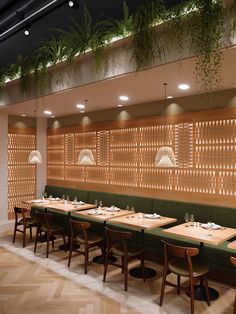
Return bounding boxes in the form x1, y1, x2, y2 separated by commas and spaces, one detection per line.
12, 206, 37, 247
103, 227, 145, 291
68, 219, 104, 274
34, 211, 66, 258
230, 257, 236, 314
160, 240, 210, 314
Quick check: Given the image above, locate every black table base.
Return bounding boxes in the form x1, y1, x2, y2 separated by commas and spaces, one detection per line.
58, 243, 80, 251
191, 285, 219, 301
93, 255, 117, 264
129, 266, 157, 279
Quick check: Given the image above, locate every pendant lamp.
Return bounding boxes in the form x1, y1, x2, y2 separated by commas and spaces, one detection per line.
28, 102, 42, 164
155, 83, 176, 167
78, 100, 95, 165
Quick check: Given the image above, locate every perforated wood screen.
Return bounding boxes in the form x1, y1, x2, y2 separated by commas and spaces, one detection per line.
8, 129, 36, 217
47, 110, 236, 207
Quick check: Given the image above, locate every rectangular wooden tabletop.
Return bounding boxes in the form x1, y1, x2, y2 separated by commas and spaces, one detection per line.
163, 223, 236, 246
73, 207, 131, 222
22, 199, 95, 213
109, 212, 177, 231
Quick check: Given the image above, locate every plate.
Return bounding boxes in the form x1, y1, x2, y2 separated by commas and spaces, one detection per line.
78, 201, 85, 205
106, 207, 120, 212
201, 223, 221, 230
31, 199, 44, 203
87, 210, 103, 215
144, 214, 161, 219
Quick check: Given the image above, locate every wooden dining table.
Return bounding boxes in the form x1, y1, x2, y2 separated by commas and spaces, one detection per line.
163, 222, 236, 301
109, 212, 177, 278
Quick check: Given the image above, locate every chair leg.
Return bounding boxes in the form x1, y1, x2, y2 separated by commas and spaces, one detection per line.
12, 223, 17, 244
159, 268, 167, 306
62, 233, 66, 252
23, 227, 26, 248
68, 236, 74, 267
85, 248, 89, 274
203, 275, 210, 306
30, 226, 32, 240
103, 252, 109, 282
124, 257, 128, 292
177, 275, 180, 294
34, 229, 39, 253
46, 233, 50, 258
189, 276, 194, 314
234, 292, 236, 314
121, 257, 124, 273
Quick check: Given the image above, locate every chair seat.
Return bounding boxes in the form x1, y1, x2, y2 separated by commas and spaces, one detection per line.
18, 217, 37, 227
40, 223, 64, 233
111, 242, 143, 257
76, 232, 103, 245
169, 258, 209, 277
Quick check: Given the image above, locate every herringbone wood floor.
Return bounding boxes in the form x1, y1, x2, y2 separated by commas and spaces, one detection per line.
0, 230, 235, 314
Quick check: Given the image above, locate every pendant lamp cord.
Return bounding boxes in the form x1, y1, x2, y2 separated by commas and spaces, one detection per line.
163, 82, 167, 144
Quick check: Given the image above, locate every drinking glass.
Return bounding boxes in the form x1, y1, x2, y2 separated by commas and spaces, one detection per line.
66, 195, 70, 202
62, 195, 65, 201
94, 199, 98, 207
74, 196, 77, 203
184, 213, 189, 226
190, 214, 195, 226
131, 206, 135, 213
49, 195, 53, 200
207, 222, 212, 236
99, 200, 103, 208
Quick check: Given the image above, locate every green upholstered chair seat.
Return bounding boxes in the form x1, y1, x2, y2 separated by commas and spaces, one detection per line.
111, 242, 143, 257
41, 222, 64, 233
18, 217, 37, 226
169, 258, 209, 277
76, 232, 103, 245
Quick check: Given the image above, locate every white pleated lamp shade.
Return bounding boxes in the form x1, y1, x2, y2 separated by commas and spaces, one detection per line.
78, 149, 95, 165
28, 150, 42, 164
155, 146, 176, 167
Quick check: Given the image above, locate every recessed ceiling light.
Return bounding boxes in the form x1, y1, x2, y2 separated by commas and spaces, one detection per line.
24, 28, 30, 36
119, 95, 129, 101
51, 115, 55, 118
117, 104, 123, 107
21, 114, 26, 117
76, 103, 85, 109
178, 83, 190, 90
44, 110, 52, 115
167, 96, 173, 99
80, 110, 85, 113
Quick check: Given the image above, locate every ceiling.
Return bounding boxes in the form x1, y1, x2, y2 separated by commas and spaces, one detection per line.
0, 0, 235, 118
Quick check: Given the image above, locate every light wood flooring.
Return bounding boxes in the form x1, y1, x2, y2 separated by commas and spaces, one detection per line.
0, 230, 235, 314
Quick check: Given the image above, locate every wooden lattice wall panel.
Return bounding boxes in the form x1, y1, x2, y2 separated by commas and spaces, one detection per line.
47, 150, 65, 165
110, 168, 138, 187
8, 131, 36, 216
65, 133, 75, 165
219, 172, 236, 196
139, 169, 174, 189
75, 131, 97, 148
139, 125, 174, 146
47, 134, 64, 148
65, 166, 85, 182
175, 170, 216, 193
97, 131, 109, 166
86, 167, 109, 184
110, 148, 138, 167
139, 148, 158, 167
175, 123, 193, 168
110, 128, 138, 147
47, 165, 64, 180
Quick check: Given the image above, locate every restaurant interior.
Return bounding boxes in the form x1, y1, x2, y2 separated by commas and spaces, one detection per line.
0, 0, 236, 313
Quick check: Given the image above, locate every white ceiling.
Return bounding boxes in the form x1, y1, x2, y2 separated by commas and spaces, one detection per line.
2, 45, 236, 118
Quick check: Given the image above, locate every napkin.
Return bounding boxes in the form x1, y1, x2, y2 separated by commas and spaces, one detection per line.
144, 213, 161, 219
87, 210, 103, 215
106, 207, 120, 212
201, 223, 221, 230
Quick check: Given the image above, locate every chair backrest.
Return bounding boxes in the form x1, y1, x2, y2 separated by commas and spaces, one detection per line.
69, 219, 91, 242
230, 256, 236, 267
36, 211, 53, 231
14, 206, 28, 222
105, 227, 132, 253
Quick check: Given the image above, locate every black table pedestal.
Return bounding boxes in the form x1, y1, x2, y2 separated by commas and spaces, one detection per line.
93, 255, 117, 264
129, 266, 157, 279
186, 284, 219, 301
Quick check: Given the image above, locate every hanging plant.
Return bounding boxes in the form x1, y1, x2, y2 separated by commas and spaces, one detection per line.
188, 0, 224, 90
132, 0, 167, 68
